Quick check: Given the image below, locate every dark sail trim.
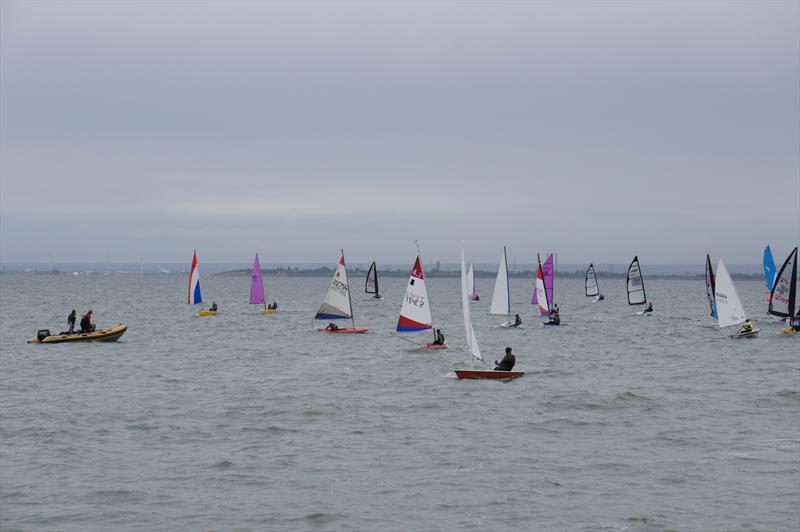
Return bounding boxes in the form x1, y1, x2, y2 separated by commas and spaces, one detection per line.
365, 261, 379, 296
768, 247, 798, 318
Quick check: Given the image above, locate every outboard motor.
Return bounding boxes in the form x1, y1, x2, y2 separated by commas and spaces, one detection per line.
37, 329, 51, 341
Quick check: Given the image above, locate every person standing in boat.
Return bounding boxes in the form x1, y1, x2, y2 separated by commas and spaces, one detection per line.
432, 328, 445, 345
67, 309, 76, 334
494, 347, 515, 371
80, 310, 95, 333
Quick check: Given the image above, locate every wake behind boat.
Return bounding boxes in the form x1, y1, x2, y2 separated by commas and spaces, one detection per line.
29, 323, 127, 344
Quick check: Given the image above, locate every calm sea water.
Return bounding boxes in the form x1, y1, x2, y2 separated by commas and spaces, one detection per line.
1, 273, 798, 531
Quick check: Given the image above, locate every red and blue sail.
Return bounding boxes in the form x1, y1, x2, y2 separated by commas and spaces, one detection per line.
188, 250, 202, 305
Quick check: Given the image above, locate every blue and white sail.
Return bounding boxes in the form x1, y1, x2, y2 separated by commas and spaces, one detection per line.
315, 253, 353, 320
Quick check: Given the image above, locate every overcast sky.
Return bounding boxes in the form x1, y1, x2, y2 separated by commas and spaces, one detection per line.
1, 0, 798, 266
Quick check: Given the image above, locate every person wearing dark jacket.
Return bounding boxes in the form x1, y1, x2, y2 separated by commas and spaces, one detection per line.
494, 347, 516, 371
67, 309, 76, 334
432, 328, 445, 345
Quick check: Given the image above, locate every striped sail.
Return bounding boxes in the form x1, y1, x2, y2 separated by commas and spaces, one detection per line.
188, 250, 202, 305
715, 259, 746, 328
397, 256, 433, 332
489, 247, 511, 316
627, 255, 646, 305
585, 263, 599, 297
705, 254, 717, 320
315, 253, 352, 320
763, 246, 777, 302
768, 247, 797, 318
250, 253, 265, 305
461, 248, 482, 361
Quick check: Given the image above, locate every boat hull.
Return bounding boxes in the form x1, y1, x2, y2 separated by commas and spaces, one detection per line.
319, 327, 369, 334
261, 308, 277, 314
417, 342, 447, 350
455, 369, 525, 380
29, 324, 127, 344
198, 310, 218, 316
730, 328, 759, 339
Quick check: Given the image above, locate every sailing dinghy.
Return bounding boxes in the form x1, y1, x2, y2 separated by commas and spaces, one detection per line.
715, 259, 758, 338
455, 247, 524, 380
627, 256, 651, 314
189, 250, 217, 316
490, 246, 516, 327
396, 252, 444, 349
250, 253, 276, 313
315, 251, 368, 333
365, 261, 383, 300
767, 247, 799, 334
585, 263, 603, 302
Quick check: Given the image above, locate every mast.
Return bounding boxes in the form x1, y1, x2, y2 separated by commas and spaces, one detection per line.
343, 249, 355, 328
504, 246, 510, 315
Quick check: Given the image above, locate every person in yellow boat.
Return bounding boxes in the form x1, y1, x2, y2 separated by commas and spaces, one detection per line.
267, 301, 277, 310
739, 319, 753, 335
67, 309, 76, 334
209, 302, 218, 312
494, 347, 516, 371
80, 310, 95, 333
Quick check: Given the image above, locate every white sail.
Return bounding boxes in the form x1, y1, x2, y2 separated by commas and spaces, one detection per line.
467, 263, 477, 299
489, 247, 511, 315
396, 256, 433, 332
461, 248, 482, 361
585, 263, 599, 297
315, 254, 352, 320
627, 256, 646, 305
535, 264, 548, 314
715, 259, 746, 328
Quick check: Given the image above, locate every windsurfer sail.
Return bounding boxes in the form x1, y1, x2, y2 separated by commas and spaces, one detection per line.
365, 261, 382, 299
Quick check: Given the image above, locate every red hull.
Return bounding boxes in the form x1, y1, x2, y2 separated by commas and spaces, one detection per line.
319, 327, 369, 334
455, 369, 525, 380
417, 342, 447, 350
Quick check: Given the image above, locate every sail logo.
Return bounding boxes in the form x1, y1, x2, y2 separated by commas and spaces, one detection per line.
405, 294, 426, 308
331, 279, 349, 296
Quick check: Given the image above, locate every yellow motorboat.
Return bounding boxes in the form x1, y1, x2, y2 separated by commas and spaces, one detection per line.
28, 324, 128, 344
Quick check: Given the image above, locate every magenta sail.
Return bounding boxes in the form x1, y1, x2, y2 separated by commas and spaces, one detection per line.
250, 253, 265, 305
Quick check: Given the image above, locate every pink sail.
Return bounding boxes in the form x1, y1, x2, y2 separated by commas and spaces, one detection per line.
250, 253, 265, 305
